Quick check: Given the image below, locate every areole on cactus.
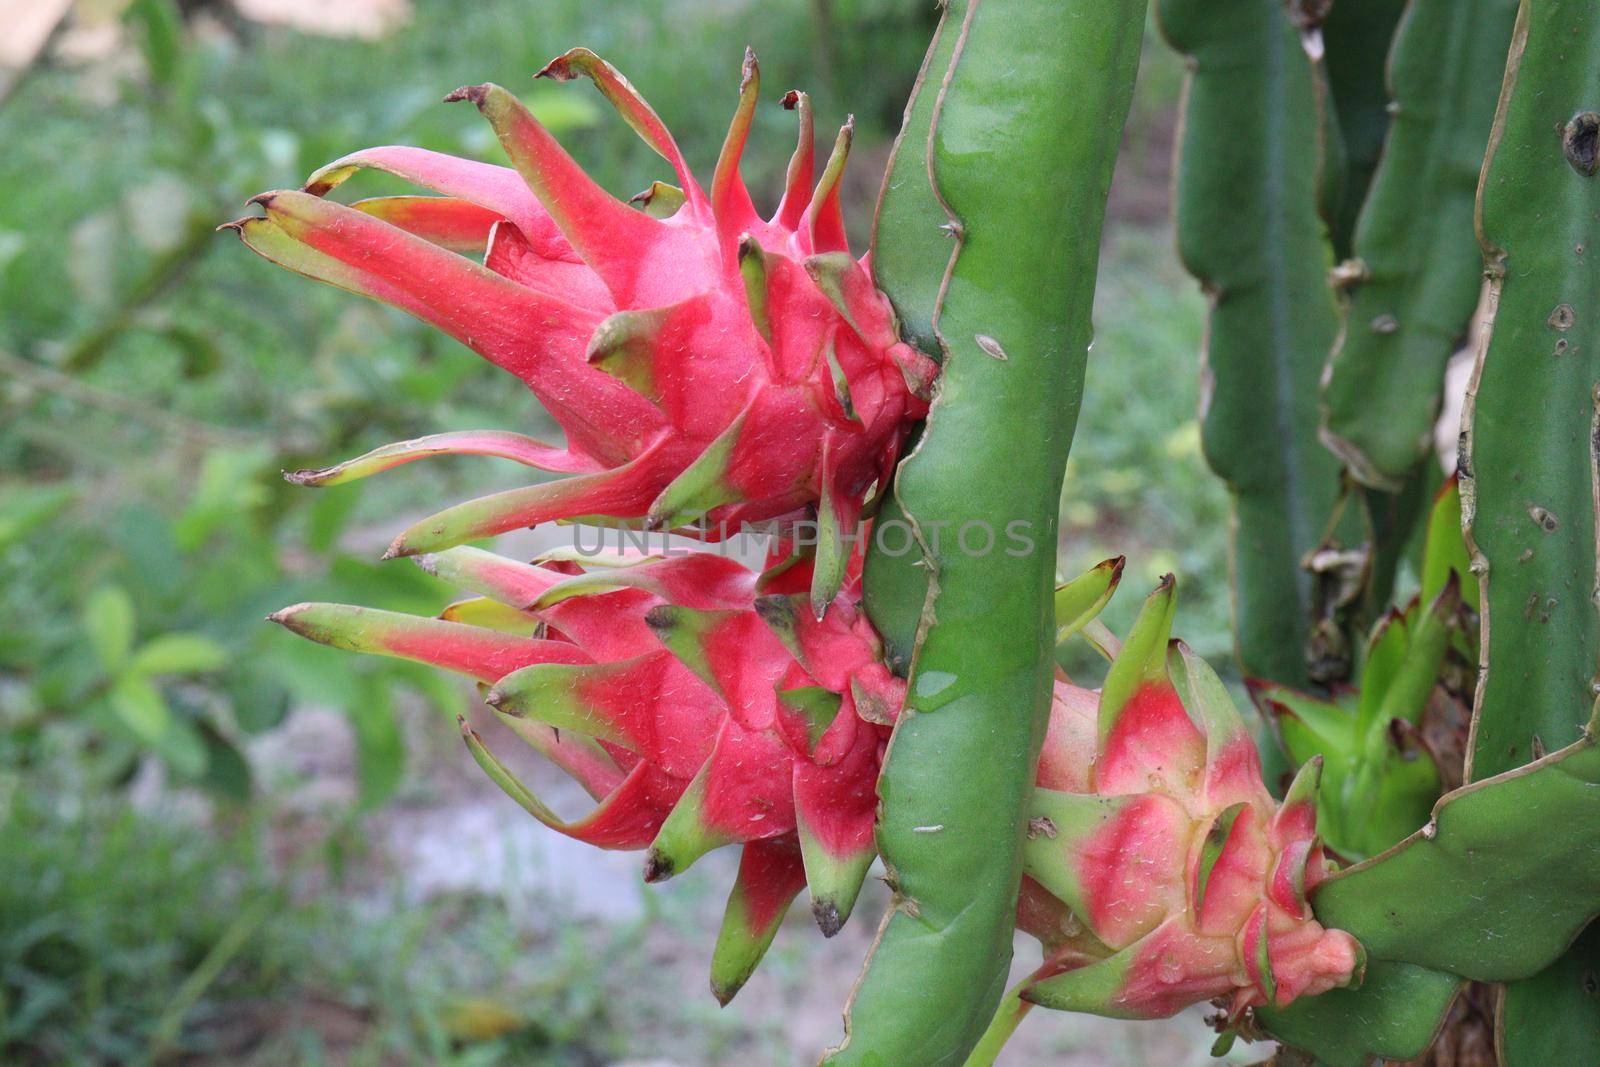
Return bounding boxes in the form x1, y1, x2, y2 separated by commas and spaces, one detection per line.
227, 47, 935, 613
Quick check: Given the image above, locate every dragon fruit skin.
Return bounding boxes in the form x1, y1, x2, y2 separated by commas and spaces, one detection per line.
269, 546, 902, 1004
227, 48, 935, 611
1018, 577, 1364, 1021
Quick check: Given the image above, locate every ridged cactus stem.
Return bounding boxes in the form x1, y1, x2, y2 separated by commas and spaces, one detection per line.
1320, 0, 1519, 491
1260, 2, 1600, 1032
1318, 0, 1409, 258
826, 1, 1147, 1063
1156, 0, 1348, 688
1463, 1, 1600, 1061
1463, 0, 1600, 793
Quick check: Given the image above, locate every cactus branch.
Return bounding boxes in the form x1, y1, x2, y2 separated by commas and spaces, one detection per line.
829, 1, 1147, 1062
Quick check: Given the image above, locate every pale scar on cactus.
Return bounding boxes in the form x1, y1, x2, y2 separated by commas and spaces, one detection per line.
224, 47, 937, 613
269, 544, 1361, 1019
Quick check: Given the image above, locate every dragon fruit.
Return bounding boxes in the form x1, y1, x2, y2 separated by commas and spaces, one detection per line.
269, 545, 902, 1004
226, 48, 934, 612
269, 545, 1359, 1017
1018, 576, 1363, 1021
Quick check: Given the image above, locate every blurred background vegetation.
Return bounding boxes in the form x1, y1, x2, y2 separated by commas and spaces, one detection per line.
0, 1, 1228, 1063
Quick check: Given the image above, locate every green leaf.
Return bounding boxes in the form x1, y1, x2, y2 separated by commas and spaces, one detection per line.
0, 483, 74, 553
228, 665, 291, 735
124, 0, 184, 89
199, 724, 253, 804
325, 555, 453, 615
1364, 583, 1457, 741
1354, 610, 1409, 736
260, 639, 368, 710
108, 673, 172, 748
1420, 477, 1476, 609
109, 503, 184, 601
162, 324, 221, 379
390, 660, 471, 716
305, 482, 360, 554
129, 633, 229, 677
152, 714, 209, 779
173, 447, 273, 552
524, 85, 602, 134
1257, 684, 1355, 767
84, 585, 137, 674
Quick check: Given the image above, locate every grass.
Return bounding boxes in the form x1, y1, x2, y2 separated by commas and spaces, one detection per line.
0, 782, 768, 1066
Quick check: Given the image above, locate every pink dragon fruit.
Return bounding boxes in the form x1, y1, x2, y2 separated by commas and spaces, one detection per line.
269, 546, 902, 1004
1017, 576, 1364, 1020
270, 546, 1360, 1017
227, 48, 935, 611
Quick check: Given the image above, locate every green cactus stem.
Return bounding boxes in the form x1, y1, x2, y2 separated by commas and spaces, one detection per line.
1156, 0, 1347, 688
1321, 0, 1519, 491
1256, 960, 1461, 1067
1261, 707, 1600, 1062
1313, 706, 1600, 980
1318, 0, 1409, 259
826, 1, 1146, 1063
1463, 0, 1600, 799
1497, 921, 1600, 1066
1461, 2, 1600, 1059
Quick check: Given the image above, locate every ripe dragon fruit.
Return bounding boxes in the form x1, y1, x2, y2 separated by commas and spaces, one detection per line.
270, 546, 902, 1004
269, 546, 1360, 1017
226, 48, 935, 612
1019, 576, 1363, 1020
